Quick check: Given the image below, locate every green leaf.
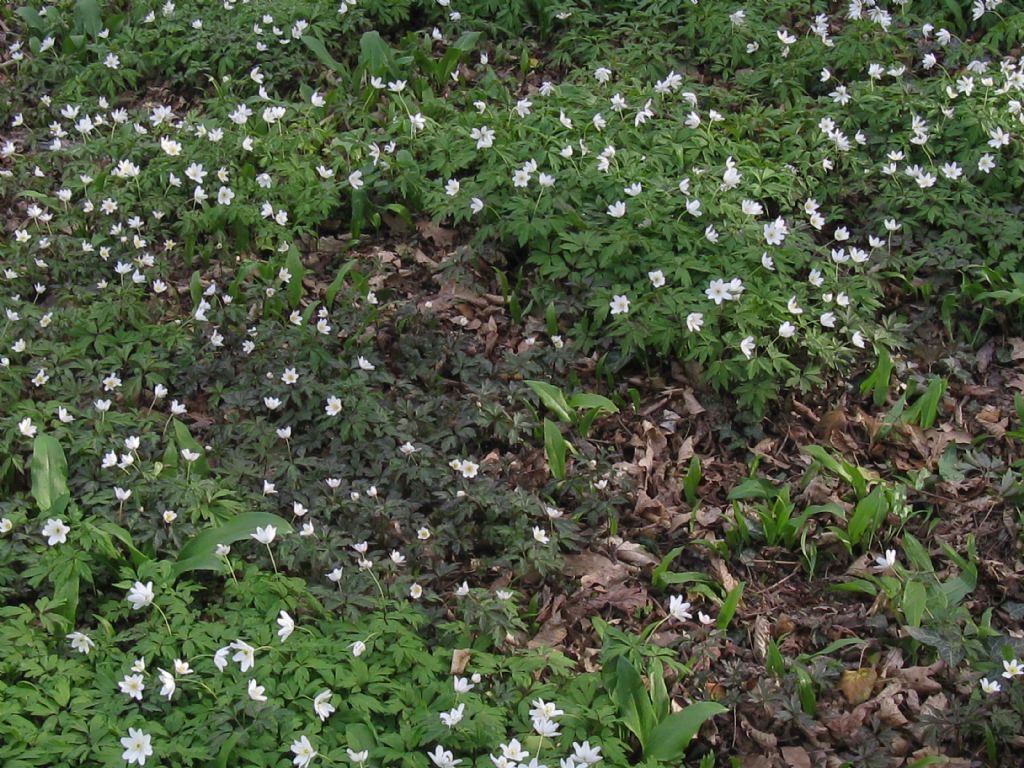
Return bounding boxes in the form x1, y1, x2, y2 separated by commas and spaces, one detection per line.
611, 655, 655, 749
645, 702, 728, 761
543, 418, 567, 480
683, 456, 702, 507
16, 6, 46, 31
31, 435, 70, 514
172, 512, 294, 578
716, 582, 744, 630
172, 420, 210, 478
526, 381, 572, 422
73, 0, 103, 36
358, 31, 392, 77
902, 580, 928, 628
214, 731, 244, 768
324, 260, 356, 309
301, 35, 344, 72
189, 270, 203, 307
286, 247, 305, 309
848, 486, 886, 548
566, 393, 618, 414
93, 520, 149, 567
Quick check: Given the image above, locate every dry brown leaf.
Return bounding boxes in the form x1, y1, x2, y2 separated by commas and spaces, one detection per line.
450, 649, 471, 675
740, 717, 778, 750
877, 692, 908, 728
780, 745, 812, 768
613, 540, 660, 568
752, 615, 770, 661
563, 551, 633, 587
676, 436, 695, 463
682, 389, 706, 416
1010, 337, 1024, 360
710, 556, 739, 593
897, 661, 944, 694
416, 218, 456, 248
838, 668, 878, 706
527, 614, 567, 649
696, 506, 722, 527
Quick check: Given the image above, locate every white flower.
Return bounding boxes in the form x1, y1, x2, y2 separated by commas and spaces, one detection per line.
158, 668, 175, 698
120, 728, 154, 766
470, 197, 485, 214
428, 745, 461, 768
127, 581, 155, 610
648, 270, 665, 288
705, 279, 731, 305
231, 640, 256, 672
357, 356, 375, 371
291, 735, 317, 768
347, 748, 369, 764
42, 518, 70, 546
277, 610, 295, 642
874, 549, 897, 570
978, 154, 996, 173
441, 703, 465, 728
572, 741, 602, 765
252, 525, 277, 545
470, 126, 495, 149
980, 677, 1001, 694
67, 631, 95, 654
350, 640, 367, 657
668, 595, 692, 622
248, 679, 268, 702
119, 673, 146, 700
686, 312, 704, 333
314, 689, 336, 721
325, 396, 343, 416
348, 170, 364, 190
453, 676, 474, 693
410, 583, 423, 599
1001, 658, 1023, 679
609, 294, 630, 315
607, 200, 626, 218
740, 336, 756, 359
532, 526, 550, 544
18, 417, 36, 437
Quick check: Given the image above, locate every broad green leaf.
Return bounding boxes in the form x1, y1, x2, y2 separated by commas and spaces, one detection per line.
172, 512, 294, 578
31, 435, 69, 514
645, 702, 728, 761
214, 731, 244, 768
543, 418, 567, 480
301, 34, 344, 72
285, 247, 305, 308
902, 580, 927, 628
93, 520, 149, 567
716, 582, 744, 630
325, 260, 356, 308
189, 270, 203, 307
683, 456, 702, 507
358, 31, 392, 77
73, 0, 102, 36
172, 420, 210, 478
526, 380, 572, 422
566, 393, 618, 414
611, 655, 655, 749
